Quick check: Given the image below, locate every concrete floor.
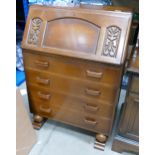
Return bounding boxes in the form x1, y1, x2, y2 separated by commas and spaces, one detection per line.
19, 82, 135, 155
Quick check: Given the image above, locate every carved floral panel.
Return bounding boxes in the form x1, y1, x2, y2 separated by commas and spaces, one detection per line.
102, 26, 121, 57
28, 18, 42, 45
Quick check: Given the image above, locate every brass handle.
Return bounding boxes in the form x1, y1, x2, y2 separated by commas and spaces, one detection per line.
36, 76, 50, 85
86, 70, 103, 79
40, 105, 51, 114
85, 88, 101, 96
84, 117, 97, 126
38, 91, 51, 100
84, 104, 99, 112
35, 60, 49, 67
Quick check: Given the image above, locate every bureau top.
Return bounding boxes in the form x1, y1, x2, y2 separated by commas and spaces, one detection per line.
22, 5, 132, 65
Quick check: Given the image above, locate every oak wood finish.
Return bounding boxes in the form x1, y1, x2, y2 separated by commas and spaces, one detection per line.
27, 84, 114, 119
32, 114, 46, 130
112, 135, 139, 154
23, 52, 123, 87
119, 93, 139, 141
22, 5, 132, 150
112, 48, 139, 153
25, 69, 120, 104
22, 5, 132, 65
94, 134, 107, 151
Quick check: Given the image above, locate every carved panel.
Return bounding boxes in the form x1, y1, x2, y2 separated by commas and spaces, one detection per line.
28, 18, 42, 45
102, 26, 121, 57
43, 18, 100, 54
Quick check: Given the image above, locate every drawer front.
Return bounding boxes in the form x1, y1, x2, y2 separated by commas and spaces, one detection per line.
29, 98, 112, 134
28, 84, 114, 119
23, 52, 122, 87
41, 105, 111, 134
26, 69, 118, 104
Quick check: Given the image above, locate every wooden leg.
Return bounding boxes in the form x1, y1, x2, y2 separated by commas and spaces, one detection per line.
94, 133, 107, 151
32, 114, 46, 130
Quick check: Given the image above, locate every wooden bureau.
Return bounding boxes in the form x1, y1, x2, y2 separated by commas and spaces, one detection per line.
22, 5, 132, 150
112, 46, 139, 153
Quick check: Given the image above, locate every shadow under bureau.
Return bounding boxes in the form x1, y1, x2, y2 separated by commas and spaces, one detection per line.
22, 5, 132, 150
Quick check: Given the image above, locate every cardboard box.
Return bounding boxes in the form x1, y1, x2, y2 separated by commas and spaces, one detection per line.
16, 88, 37, 155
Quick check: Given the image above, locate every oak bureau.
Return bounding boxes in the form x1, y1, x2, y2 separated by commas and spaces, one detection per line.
21, 5, 132, 150
112, 45, 139, 153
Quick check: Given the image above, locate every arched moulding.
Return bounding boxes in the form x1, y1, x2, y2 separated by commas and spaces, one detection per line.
27, 17, 42, 45
42, 17, 100, 54
102, 26, 121, 58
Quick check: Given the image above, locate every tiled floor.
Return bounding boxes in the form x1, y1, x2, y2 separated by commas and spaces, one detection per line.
19, 82, 135, 155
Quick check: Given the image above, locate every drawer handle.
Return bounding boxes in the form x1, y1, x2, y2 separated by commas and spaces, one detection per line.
35, 60, 49, 67
36, 77, 50, 85
38, 91, 51, 100
40, 105, 51, 114
85, 88, 101, 96
84, 117, 97, 126
84, 104, 99, 112
86, 70, 103, 79
134, 98, 139, 103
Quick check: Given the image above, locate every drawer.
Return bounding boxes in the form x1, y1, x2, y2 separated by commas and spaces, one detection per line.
128, 93, 139, 104
23, 52, 122, 87
30, 98, 112, 134
26, 69, 119, 104
129, 76, 139, 94
28, 84, 114, 119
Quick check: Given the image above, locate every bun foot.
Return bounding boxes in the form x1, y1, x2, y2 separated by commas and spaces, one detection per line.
94, 134, 107, 151
32, 115, 46, 130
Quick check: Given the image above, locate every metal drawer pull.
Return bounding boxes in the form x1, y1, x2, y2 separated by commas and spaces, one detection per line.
85, 88, 101, 96
84, 104, 99, 112
86, 70, 103, 79
84, 117, 97, 126
36, 77, 50, 85
40, 106, 51, 113
38, 91, 51, 100
35, 60, 49, 67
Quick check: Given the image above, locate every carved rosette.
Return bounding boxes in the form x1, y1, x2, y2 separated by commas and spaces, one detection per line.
102, 26, 121, 57
28, 18, 42, 45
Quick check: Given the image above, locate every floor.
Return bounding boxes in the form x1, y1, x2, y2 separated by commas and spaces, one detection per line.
19, 82, 135, 155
